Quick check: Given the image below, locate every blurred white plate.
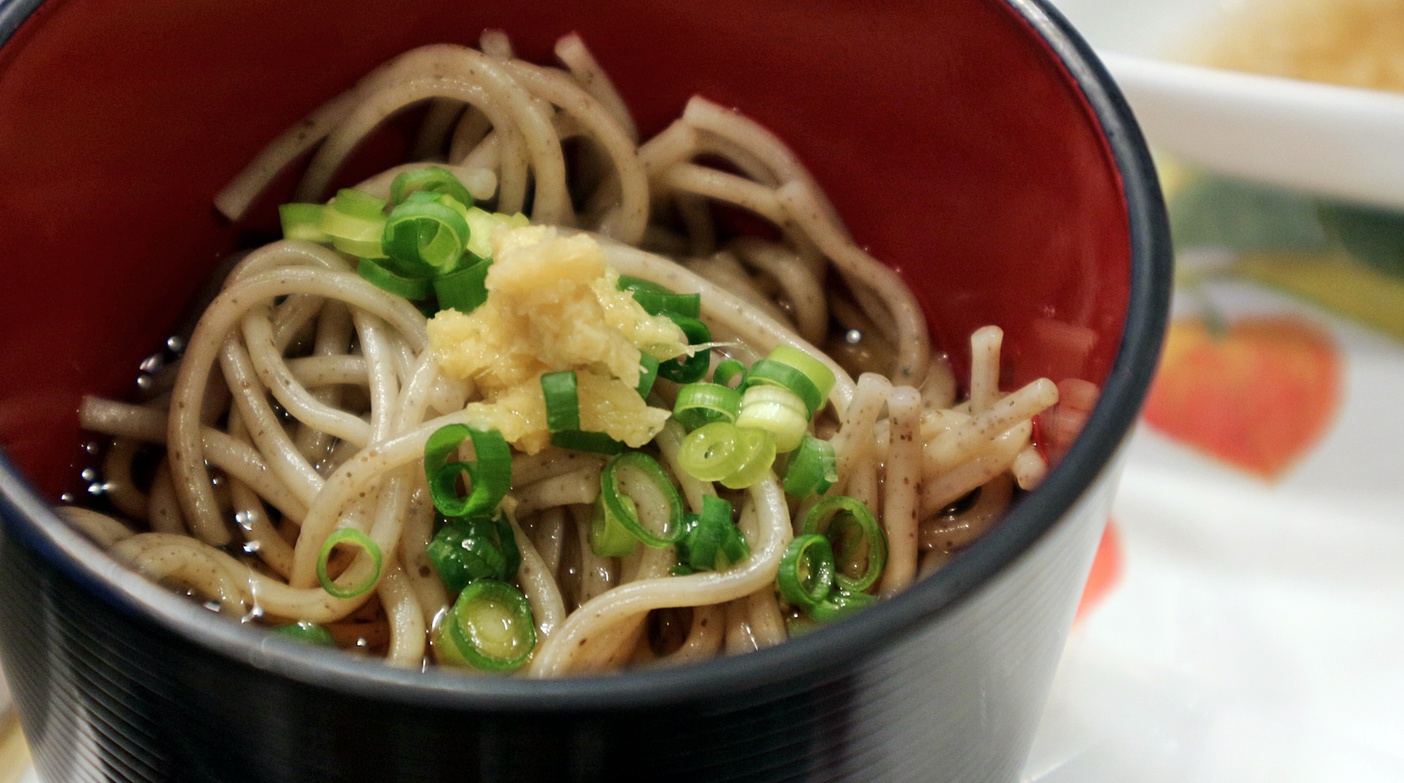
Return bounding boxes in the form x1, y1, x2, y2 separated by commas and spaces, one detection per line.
1050, 0, 1404, 210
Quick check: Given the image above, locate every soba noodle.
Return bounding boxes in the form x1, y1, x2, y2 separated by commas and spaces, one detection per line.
64, 32, 1056, 676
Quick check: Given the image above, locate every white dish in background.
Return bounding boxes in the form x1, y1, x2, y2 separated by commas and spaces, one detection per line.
1050, 0, 1404, 210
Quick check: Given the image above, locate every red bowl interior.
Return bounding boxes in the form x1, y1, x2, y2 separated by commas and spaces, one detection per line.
0, 0, 1129, 496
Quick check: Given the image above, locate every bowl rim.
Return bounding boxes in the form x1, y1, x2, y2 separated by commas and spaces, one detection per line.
0, 0, 1172, 711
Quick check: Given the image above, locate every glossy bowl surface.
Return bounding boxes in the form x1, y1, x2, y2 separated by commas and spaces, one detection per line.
0, 1, 1171, 780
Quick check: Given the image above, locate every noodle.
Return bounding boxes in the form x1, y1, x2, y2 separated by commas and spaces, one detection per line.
65, 34, 1056, 676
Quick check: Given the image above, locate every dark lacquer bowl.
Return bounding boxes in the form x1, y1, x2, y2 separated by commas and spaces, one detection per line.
0, 1, 1170, 780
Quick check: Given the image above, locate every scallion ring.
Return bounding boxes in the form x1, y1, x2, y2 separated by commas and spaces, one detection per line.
672, 382, 742, 431
777, 534, 836, 611
279, 203, 329, 243
735, 384, 810, 453
389, 166, 474, 207
713, 358, 747, 388
550, 430, 624, 455
381, 199, 470, 277
439, 579, 536, 672
424, 425, 511, 518
810, 588, 878, 622
599, 452, 683, 547
432, 258, 492, 314
357, 257, 430, 300
636, 353, 661, 399
315, 528, 382, 599
783, 435, 838, 497
801, 496, 887, 594
741, 359, 824, 418
540, 371, 580, 433
657, 316, 711, 384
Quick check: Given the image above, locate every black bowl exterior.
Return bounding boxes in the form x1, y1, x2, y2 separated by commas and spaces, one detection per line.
0, 0, 1172, 780
0, 458, 1122, 782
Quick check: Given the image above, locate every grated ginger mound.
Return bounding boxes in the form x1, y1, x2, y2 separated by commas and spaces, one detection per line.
427, 227, 686, 453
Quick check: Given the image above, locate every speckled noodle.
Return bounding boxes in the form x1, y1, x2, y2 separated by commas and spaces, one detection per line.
63, 31, 1058, 676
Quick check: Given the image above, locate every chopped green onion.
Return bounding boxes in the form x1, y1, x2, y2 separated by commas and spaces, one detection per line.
426, 515, 516, 593
323, 189, 388, 259
381, 199, 470, 277
598, 452, 683, 547
713, 358, 747, 388
677, 422, 778, 488
802, 496, 887, 594
676, 421, 748, 482
616, 276, 674, 295
777, 534, 836, 611
735, 384, 809, 452
279, 203, 329, 242
540, 371, 580, 433
623, 284, 699, 319
589, 496, 638, 557
424, 425, 511, 518
657, 316, 711, 384
767, 345, 836, 409
676, 495, 747, 572
439, 579, 536, 672
809, 588, 878, 622
273, 620, 336, 646
672, 382, 742, 431
390, 166, 473, 207
718, 427, 777, 489
357, 257, 430, 300
636, 353, 661, 399
432, 257, 492, 314
550, 430, 624, 455
742, 359, 824, 418
315, 528, 383, 599
783, 435, 838, 497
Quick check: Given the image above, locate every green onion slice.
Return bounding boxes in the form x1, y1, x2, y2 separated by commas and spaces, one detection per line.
657, 316, 711, 384
672, 382, 742, 431
713, 358, 747, 388
599, 452, 683, 547
718, 427, 777, 490
783, 435, 838, 497
381, 199, 469, 277
424, 425, 511, 518
676, 421, 747, 482
540, 371, 580, 433
315, 528, 383, 599
426, 515, 515, 593
767, 345, 836, 409
777, 534, 836, 610
550, 430, 624, 455
440, 579, 536, 672
636, 353, 661, 399
390, 166, 474, 208
676, 495, 747, 572
735, 384, 810, 453
357, 257, 430, 300
323, 189, 388, 259
432, 257, 492, 314
279, 203, 329, 243
810, 588, 878, 623
617, 277, 702, 318
589, 496, 638, 558
742, 359, 824, 418
802, 496, 887, 594
273, 620, 336, 646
